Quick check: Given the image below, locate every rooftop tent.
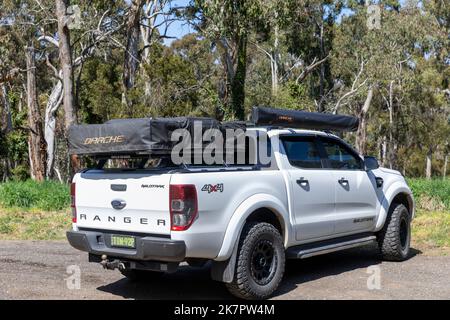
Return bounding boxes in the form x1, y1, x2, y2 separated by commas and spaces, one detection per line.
68, 117, 246, 156
251, 106, 359, 132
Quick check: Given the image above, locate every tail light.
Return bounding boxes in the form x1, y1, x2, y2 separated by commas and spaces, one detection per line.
170, 184, 198, 231
71, 183, 77, 223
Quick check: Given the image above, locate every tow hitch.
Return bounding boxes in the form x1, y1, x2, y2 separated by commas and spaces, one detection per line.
100, 255, 126, 271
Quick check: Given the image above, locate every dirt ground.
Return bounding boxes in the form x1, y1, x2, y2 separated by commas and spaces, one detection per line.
0, 240, 448, 300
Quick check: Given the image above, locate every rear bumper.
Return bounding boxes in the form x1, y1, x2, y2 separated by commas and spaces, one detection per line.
66, 229, 186, 262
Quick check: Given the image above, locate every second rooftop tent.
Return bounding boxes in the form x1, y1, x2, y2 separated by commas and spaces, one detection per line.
250, 106, 359, 132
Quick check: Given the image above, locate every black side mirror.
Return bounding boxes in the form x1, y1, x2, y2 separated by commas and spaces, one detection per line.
364, 156, 379, 171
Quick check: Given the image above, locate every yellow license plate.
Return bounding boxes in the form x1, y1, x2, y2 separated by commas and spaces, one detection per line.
111, 235, 136, 248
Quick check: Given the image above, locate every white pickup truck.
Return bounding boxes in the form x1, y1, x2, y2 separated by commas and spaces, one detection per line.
67, 123, 414, 300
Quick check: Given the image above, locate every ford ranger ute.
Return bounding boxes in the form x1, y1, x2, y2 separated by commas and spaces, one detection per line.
66, 106, 415, 300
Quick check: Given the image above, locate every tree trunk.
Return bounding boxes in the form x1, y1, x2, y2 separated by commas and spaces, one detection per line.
230, 34, 247, 120
1, 84, 13, 132
56, 0, 79, 174
426, 148, 432, 179
44, 77, 63, 178
56, 0, 76, 129
387, 80, 394, 169
123, 0, 144, 114
382, 136, 387, 166
318, 21, 325, 112
271, 23, 279, 97
25, 46, 47, 181
356, 87, 373, 154
443, 154, 448, 179
140, 0, 159, 102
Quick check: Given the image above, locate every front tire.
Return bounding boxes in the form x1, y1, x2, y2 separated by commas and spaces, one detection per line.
377, 203, 411, 261
226, 222, 285, 300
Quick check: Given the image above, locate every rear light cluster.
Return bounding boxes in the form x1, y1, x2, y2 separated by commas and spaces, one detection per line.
71, 183, 77, 223
169, 184, 198, 231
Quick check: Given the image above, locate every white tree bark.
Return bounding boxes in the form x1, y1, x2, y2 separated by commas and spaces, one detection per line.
140, 0, 165, 99
387, 80, 394, 169
356, 86, 374, 154
1, 84, 13, 132
443, 154, 448, 179
426, 148, 432, 179
44, 76, 63, 178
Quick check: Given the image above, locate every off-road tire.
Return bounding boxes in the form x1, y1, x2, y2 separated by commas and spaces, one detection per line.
377, 203, 411, 261
120, 269, 164, 282
226, 222, 285, 300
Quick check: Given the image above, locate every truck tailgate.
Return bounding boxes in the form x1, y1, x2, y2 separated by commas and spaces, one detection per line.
74, 171, 171, 235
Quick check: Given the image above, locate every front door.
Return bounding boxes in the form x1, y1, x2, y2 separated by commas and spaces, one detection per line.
318, 137, 379, 234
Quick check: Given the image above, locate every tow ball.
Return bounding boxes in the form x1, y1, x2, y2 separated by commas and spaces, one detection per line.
100, 255, 126, 271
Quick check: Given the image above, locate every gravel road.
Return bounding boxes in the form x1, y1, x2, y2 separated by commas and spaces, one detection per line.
0, 240, 448, 300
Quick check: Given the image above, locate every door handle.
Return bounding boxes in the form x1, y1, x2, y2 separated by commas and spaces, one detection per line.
375, 177, 383, 188
338, 177, 349, 185
297, 178, 309, 186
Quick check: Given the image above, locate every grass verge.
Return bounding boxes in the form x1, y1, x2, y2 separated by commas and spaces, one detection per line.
412, 210, 450, 255
407, 178, 450, 211
0, 208, 70, 240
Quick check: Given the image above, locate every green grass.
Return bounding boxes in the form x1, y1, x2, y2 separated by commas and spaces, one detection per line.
0, 180, 70, 211
407, 178, 450, 211
0, 180, 71, 240
0, 208, 71, 240
412, 210, 450, 253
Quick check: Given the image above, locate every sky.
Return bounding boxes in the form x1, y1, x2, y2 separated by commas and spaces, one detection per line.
157, 0, 194, 45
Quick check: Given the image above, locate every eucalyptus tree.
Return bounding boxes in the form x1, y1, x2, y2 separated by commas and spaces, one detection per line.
192, 0, 263, 120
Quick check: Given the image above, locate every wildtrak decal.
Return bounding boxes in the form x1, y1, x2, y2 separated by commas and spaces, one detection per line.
201, 183, 224, 193
353, 217, 374, 223
141, 184, 165, 189
83, 135, 125, 145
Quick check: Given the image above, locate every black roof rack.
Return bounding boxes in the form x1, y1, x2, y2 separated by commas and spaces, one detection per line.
251, 106, 359, 132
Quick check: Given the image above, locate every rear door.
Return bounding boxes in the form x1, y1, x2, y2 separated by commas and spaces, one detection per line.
74, 170, 171, 235
318, 137, 378, 234
280, 135, 336, 241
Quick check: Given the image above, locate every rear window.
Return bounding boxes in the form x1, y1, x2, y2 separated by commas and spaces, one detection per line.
281, 136, 323, 169
83, 156, 176, 170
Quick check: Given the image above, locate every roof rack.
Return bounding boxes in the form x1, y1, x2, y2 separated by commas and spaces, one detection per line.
251, 106, 359, 132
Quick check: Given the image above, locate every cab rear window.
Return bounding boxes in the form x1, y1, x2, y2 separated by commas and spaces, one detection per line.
281, 136, 323, 169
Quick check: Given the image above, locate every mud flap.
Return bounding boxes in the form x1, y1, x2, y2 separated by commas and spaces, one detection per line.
210, 239, 239, 283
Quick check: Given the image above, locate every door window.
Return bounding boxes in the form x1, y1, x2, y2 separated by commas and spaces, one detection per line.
320, 138, 363, 170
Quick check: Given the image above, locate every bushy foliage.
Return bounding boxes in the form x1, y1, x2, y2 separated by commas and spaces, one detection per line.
0, 180, 70, 211
408, 178, 450, 210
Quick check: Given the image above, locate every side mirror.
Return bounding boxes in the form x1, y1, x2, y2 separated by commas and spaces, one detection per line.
364, 156, 379, 171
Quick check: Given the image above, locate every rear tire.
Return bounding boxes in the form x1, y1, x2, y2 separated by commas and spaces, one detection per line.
377, 203, 411, 261
226, 222, 285, 300
120, 269, 164, 282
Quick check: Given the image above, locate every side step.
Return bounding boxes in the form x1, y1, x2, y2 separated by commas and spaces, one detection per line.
286, 233, 377, 259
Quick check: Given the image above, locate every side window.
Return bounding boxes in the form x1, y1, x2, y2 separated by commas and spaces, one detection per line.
281, 137, 323, 169
320, 138, 363, 170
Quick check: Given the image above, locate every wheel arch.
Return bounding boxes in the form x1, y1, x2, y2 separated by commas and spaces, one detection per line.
214, 193, 291, 261
375, 183, 415, 231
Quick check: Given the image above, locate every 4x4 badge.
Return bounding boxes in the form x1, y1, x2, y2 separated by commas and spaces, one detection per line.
201, 183, 224, 193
